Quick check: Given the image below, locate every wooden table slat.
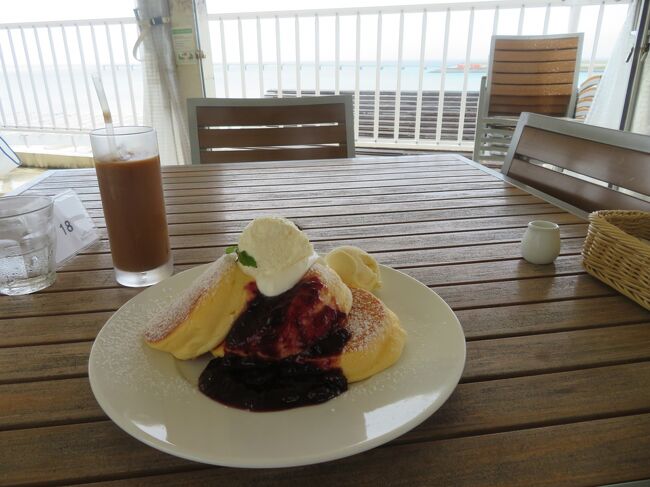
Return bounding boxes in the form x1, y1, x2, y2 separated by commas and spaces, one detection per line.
3, 413, 650, 486
31, 180, 515, 203
32, 167, 488, 190
78, 186, 529, 214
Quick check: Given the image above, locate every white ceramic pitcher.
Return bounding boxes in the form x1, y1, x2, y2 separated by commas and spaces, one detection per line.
521, 220, 561, 265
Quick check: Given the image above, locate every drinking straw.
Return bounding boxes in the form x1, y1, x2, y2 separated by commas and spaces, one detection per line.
91, 74, 119, 159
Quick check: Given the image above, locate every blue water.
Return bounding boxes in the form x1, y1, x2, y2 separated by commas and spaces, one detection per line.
214, 62, 487, 97
213, 62, 599, 98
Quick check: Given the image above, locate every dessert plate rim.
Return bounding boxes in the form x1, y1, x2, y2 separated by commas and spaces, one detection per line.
88, 263, 466, 468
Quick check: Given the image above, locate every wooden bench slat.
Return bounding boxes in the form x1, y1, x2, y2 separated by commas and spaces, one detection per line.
495, 38, 580, 51
493, 48, 578, 62
515, 126, 650, 195
199, 146, 349, 164
196, 103, 346, 127
198, 125, 347, 149
490, 83, 575, 96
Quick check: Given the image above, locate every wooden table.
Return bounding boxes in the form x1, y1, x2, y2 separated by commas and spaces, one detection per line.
2, 154, 650, 486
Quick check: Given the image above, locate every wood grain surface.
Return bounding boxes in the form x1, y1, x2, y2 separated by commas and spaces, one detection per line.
2, 154, 649, 487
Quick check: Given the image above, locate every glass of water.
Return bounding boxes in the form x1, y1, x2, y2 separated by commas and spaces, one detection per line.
0, 196, 57, 295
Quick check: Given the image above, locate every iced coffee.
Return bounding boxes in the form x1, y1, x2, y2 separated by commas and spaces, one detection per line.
90, 127, 173, 287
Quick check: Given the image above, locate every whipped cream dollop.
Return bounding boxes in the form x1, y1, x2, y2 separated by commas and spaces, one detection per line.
324, 245, 381, 291
237, 216, 318, 296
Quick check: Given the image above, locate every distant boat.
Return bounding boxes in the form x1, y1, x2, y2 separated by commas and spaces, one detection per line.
453, 63, 487, 71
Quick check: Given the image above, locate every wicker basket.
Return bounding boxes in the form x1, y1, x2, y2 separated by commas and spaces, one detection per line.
582, 210, 650, 311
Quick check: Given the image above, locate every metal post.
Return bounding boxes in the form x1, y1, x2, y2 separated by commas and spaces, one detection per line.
373, 12, 382, 141
257, 16, 264, 97
414, 9, 427, 142
237, 17, 246, 97
393, 10, 404, 141
435, 9, 451, 145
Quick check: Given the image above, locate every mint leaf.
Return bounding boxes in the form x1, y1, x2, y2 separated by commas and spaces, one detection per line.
237, 250, 258, 268
224, 244, 257, 267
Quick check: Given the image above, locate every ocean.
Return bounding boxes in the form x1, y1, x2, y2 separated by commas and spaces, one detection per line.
0, 62, 600, 133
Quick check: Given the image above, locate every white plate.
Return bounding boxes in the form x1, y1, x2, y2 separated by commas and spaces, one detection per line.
88, 264, 466, 468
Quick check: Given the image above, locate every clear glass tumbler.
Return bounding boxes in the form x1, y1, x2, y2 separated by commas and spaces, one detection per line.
90, 126, 173, 287
0, 196, 57, 295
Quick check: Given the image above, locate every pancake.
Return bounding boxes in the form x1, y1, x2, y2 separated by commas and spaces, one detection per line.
340, 287, 406, 383
212, 281, 405, 384
212, 262, 353, 359
144, 254, 255, 360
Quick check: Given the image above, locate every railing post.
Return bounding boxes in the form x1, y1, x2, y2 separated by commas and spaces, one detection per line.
33, 27, 57, 128
0, 34, 19, 126
219, 18, 229, 97
275, 15, 282, 97
295, 15, 301, 97
75, 24, 97, 128
393, 10, 404, 142
414, 9, 427, 143
588, 2, 605, 78
256, 16, 264, 97
457, 7, 474, 145
19, 27, 43, 128
543, 4, 551, 34
373, 12, 382, 142
315, 13, 320, 96
354, 11, 360, 140
103, 23, 123, 126
7, 28, 31, 127
54, 24, 71, 129
568, 5, 581, 32
435, 9, 451, 146
120, 22, 138, 125
237, 17, 246, 97
335, 13, 340, 96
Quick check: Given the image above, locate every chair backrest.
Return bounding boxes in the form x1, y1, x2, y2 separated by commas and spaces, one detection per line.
574, 75, 601, 121
187, 96, 354, 164
486, 34, 583, 118
502, 113, 650, 212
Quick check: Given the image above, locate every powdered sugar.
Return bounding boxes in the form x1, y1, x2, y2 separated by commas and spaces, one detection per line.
344, 288, 386, 353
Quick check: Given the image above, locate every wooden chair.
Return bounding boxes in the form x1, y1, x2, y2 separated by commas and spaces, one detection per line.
187, 96, 354, 164
502, 112, 650, 213
473, 34, 584, 167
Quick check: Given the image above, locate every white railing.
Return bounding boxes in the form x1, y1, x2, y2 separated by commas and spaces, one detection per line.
0, 17, 141, 137
207, 0, 632, 150
0, 0, 632, 153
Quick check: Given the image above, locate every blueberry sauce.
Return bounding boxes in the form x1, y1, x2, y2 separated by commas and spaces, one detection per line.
198, 278, 350, 411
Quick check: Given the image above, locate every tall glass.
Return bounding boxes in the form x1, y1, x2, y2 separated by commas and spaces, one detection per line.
90, 127, 173, 287
0, 196, 57, 295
